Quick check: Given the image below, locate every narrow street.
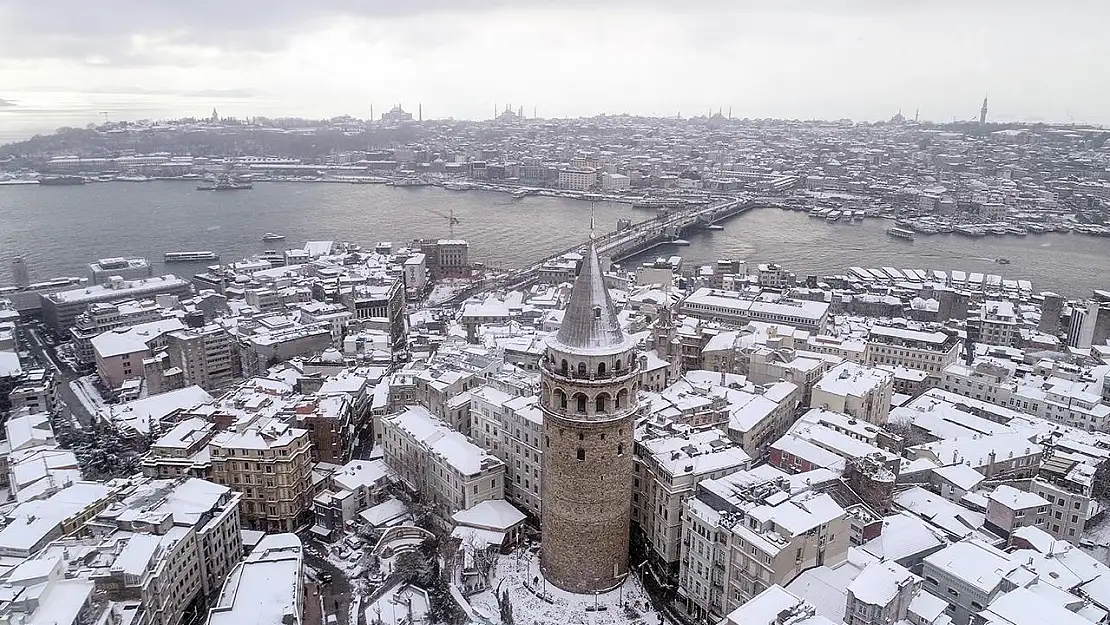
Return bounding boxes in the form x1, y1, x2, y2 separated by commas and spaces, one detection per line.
303, 540, 356, 625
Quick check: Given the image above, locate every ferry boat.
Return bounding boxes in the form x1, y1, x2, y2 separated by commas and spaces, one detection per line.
261, 233, 286, 242
197, 174, 252, 191
391, 175, 431, 187
826, 210, 843, 222
706, 224, 725, 231
39, 176, 86, 186
442, 180, 475, 191
511, 189, 530, 199
164, 251, 220, 263
886, 227, 916, 241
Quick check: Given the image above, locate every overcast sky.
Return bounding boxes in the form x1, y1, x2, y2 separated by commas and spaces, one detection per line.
1, 0, 1108, 130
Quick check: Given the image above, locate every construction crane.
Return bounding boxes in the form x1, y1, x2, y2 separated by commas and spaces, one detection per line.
428, 208, 460, 238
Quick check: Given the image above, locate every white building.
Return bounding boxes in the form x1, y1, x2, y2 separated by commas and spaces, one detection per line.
380, 406, 506, 520
811, 362, 894, 425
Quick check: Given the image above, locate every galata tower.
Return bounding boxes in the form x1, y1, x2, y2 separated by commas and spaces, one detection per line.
540, 240, 639, 593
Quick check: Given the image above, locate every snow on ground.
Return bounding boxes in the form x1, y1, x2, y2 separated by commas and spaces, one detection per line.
364, 583, 429, 625
1079, 514, 1110, 565
426, 280, 474, 306
70, 375, 109, 415
465, 548, 669, 625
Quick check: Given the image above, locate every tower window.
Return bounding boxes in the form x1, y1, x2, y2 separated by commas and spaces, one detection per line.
577, 448, 585, 461
560, 359, 568, 375
575, 393, 587, 413
596, 393, 610, 412
598, 362, 606, 376
593, 306, 602, 319
577, 362, 587, 377
579, 433, 584, 440
555, 389, 567, 410
618, 443, 625, 456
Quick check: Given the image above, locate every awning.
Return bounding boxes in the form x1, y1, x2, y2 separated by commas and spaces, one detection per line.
309, 524, 332, 538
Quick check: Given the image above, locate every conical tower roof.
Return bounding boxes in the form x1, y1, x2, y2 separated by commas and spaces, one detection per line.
552, 242, 631, 354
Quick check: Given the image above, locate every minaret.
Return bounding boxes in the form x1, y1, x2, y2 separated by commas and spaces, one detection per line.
540, 239, 640, 593
980, 96, 988, 125
418, 103, 423, 122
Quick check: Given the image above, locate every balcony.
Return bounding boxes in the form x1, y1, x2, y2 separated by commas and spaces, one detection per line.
541, 362, 639, 384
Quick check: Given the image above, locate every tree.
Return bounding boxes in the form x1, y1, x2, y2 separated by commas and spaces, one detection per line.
497, 589, 514, 625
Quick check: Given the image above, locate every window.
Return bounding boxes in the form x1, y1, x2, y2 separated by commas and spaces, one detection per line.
947, 588, 958, 598
577, 362, 587, 377
598, 362, 606, 376
618, 443, 624, 456
576, 394, 587, 412
596, 393, 609, 412
555, 389, 567, 410
576, 448, 585, 461
560, 359, 568, 375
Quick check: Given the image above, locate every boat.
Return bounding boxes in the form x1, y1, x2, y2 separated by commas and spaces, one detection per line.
261, 233, 286, 242
826, 210, 842, 222
39, 176, 86, 186
706, 225, 725, 231
511, 189, 530, 199
442, 180, 475, 191
670, 239, 691, 246
995, 257, 1012, 265
197, 174, 251, 191
116, 175, 152, 182
391, 175, 431, 187
886, 227, 916, 241
165, 251, 220, 262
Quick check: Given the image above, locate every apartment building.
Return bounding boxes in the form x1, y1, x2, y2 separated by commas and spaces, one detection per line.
92, 318, 185, 391
920, 540, 1036, 625
469, 386, 544, 517
632, 423, 750, 577
811, 362, 894, 425
941, 358, 1110, 432
71, 299, 168, 365
974, 300, 1019, 347
380, 406, 506, 521
208, 419, 313, 532
140, 417, 218, 480
863, 324, 961, 381
679, 467, 849, 623
144, 324, 241, 393
558, 168, 598, 191
87, 477, 244, 608
983, 485, 1050, 539
285, 394, 355, 464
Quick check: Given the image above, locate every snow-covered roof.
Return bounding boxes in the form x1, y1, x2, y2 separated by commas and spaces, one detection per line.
452, 499, 526, 532
208, 533, 303, 625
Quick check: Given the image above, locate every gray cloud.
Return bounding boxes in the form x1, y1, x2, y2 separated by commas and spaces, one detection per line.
0, 0, 1035, 62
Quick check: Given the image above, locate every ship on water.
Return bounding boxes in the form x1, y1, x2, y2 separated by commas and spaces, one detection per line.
39, 176, 86, 186
165, 251, 220, 262
197, 174, 252, 191
261, 232, 286, 242
886, 227, 916, 241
